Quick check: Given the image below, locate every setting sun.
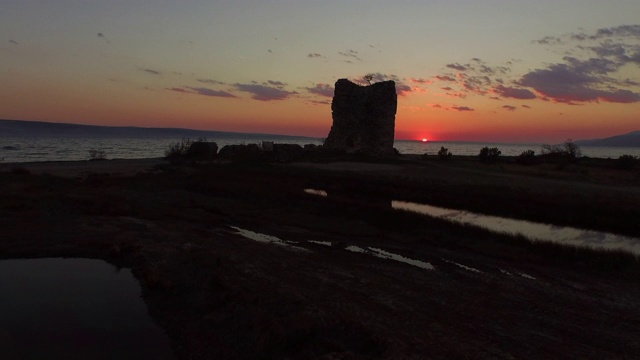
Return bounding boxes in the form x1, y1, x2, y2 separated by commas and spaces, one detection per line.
422, 138, 428, 142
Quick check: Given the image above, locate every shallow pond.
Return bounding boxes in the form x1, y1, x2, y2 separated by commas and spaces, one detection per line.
303, 188, 640, 256
393, 200, 640, 256
0, 258, 174, 359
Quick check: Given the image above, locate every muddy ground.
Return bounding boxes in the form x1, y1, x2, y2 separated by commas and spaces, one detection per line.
1, 156, 639, 359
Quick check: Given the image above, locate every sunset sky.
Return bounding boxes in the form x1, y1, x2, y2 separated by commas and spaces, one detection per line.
2, 1, 639, 143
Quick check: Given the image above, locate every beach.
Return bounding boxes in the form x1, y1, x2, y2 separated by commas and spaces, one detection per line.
1, 155, 639, 359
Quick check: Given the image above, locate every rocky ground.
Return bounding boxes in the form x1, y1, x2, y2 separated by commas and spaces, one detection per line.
1, 156, 639, 359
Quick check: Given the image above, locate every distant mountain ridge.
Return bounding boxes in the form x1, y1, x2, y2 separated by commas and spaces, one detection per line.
575, 131, 640, 147
0, 119, 315, 140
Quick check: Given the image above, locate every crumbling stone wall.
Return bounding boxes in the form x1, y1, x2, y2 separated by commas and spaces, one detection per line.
324, 79, 397, 155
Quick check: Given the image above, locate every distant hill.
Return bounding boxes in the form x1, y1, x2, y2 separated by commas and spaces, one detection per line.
0, 119, 314, 140
575, 131, 640, 147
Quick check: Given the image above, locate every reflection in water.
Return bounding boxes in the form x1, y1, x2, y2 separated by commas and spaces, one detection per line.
393, 200, 640, 255
304, 189, 328, 197
346, 246, 435, 270
308, 240, 332, 246
231, 226, 309, 252
442, 258, 481, 273
0, 258, 174, 359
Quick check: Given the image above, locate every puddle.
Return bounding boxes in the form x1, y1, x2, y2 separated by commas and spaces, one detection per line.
0, 258, 174, 359
441, 258, 482, 273
231, 226, 309, 251
346, 246, 434, 270
519, 273, 537, 280
304, 188, 328, 197
308, 240, 332, 246
393, 200, 640, 255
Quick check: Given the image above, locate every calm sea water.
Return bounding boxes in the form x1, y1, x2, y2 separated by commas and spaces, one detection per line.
1, 134, 638, 163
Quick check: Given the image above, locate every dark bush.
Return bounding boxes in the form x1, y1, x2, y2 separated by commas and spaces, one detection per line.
186, 141, 218, 160
616, 155, 637, 170
218, 144, 263, 162
540, 139, 581, 163
437, 146, 452, 160
516, 150, 536, 165
478, 147, 501, 163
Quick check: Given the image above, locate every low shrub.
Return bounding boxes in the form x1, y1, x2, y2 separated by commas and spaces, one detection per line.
478, 147, 501, 163
437, 146, 452, 160
516, 150, 536, 165
616, 154, 637, 170
88, 149, 107, 161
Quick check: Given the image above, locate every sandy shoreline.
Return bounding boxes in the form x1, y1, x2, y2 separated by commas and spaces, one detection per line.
0, 157, 166, 177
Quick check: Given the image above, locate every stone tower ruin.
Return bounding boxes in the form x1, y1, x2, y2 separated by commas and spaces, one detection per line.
323, 78, 397, 155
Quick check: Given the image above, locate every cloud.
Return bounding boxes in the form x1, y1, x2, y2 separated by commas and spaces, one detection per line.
452, 105, 474, 112
502, 105, 517, 111
197, 78, 226, 85
338, 49, 362, 61
234, 83, 297, 101
518, 60, 640, 103
167, 86, 236, 98
9, 39, 19, 45
395, 84, 412, 96
143, 68, 161, 75
305, 83, 334, 97
265, 80, 287, 88
410, 78, 432, 84
356, 72, 413, 96
435, 75, 456, 82
441, 87, 453, 91
307, 53, 322, 58
522, 105, 531, 109
309, 99, 331, 105
97, 32, 110, 43
446, 63, 467, 71
167, 87, 189, 93
187, 87, 236, 98
492, 85, 537, 99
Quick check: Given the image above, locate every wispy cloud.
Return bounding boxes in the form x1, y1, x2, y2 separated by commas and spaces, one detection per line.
9, 39, 19, 45
492, 85, 537, 99
430, 25, 640, 106
502, 105, 517, 111
305, 83, 334, 97
307, 53, 323, 58
338, 49, 362, 62
167, 86, 236, 98
234, 83, 297, 101
197, 78, 226, 85
187, 87, 236, 98
357, 73, 413, 96
446, 63, 467, 71
452, 105, 474, 112
435, 75, 456, 82
142, 68, 161, 75
97, 32, 110, 43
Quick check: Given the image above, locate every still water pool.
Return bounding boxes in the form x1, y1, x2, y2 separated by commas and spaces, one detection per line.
0, 258, 174, 359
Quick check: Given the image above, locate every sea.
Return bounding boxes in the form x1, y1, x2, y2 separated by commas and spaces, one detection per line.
1, 120, 639, 163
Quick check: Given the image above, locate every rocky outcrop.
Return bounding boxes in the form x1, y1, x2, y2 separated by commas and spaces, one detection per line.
186, 141, 218, 160
218, 144, 262, 162
324, 79, 397, 155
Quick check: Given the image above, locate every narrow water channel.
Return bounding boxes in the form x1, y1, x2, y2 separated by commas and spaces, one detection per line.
0, 258, 174, 359
392, 200, 640, 256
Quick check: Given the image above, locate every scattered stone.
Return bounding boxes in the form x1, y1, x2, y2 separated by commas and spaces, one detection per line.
218, 144, 262, 162
186, 141, 218, 160
272, 144, 305, 163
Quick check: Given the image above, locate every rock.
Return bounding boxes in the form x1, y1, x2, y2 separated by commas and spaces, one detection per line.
186, 141, 218, 160
272, 144, 305, 163
218, 144, 262, 162
324, 79, 397, 156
